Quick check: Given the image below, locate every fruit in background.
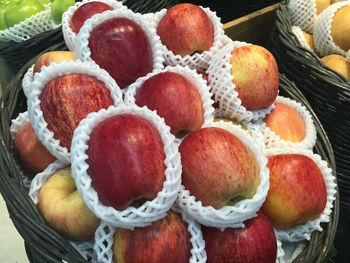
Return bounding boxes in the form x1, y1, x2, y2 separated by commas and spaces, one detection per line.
0, 0, 16, 30
40, 74, 114, 150
70, 1, 113, 34
179, 127, 260, 209
261, 154, 327, 229
330, 0, 339, 4
229, 45, 279, 111
301, 30, 317, 53
38, 0, 51, 5
263, 102, 306, 142
213, 118, 244, 128
135, 72, 204, 137
330, 4, 350, 52
87, 114, 166, 210
157, 3, 214, 57
4, 0, 45, 28
51, 0, 75, 24
89, 17, 153, 89
315, 0, 330, 15
13, 122, 56, 178
113, 210, 191, 263
202, 211, 277, 263
37, 166, 101, 241
321, 54, 350, 80
33, 51, 76, 73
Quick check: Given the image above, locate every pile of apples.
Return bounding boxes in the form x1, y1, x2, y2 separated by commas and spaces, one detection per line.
10, 1, 336, 262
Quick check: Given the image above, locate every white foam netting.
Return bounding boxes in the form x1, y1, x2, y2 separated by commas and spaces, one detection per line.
279, 240, 307, 263
22, 64, 35, 99
28, 160, 97, 261
27, 60, 123, 164
70, 104, 182, 229
258, 96, 317, 150
94, 203, 206, 263
347, 50, 350, 62
206, 38, 275, 123
0, 4, 59, 43
288, 0, 317, 34
291, 26, 314, 53
151, 6, 224, 73
313, 1, 350, 57
265, 147, 337, 242
74, 8, 164, 85
62, 0, 128, 51
176, 120, 270, 229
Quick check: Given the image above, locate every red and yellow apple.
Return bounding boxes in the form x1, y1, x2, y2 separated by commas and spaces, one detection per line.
261, 154, 327, 229
113, 210, 191, 263
33, 51, 76, 74
178, 127, 260, 209
37, 166, 101, 241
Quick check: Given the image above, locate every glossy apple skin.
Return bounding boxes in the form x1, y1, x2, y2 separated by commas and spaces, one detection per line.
40, 74, 114, 150
113, 210, 191, 263
70, 1, 113, 34
4, 0, 44, 28
14, 123, 56, 178
263, 102, 306, 142
230, 45, 279, 110
202, 211, 277, 263
261, 154, 327, 229
33, 51, 76, 74
38, 166, 101, 241
179, 127, 260, 209
135, 72, 204, 136
87, 114, 166, 210
157, 3, 214, 57
89, 17, 153, 89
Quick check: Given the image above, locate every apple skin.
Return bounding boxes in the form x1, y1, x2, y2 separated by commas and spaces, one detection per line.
37, 166, 101, 241
13, 123, 56, 178
86, 114, 166, 211
261, 154, 327, 229
70, 1, 113, 34
178, 127, 260, 209
51, 0, 75, 24
0, 0, 16, 30
33, 51, 76, 74
89, 17, 153, 89
135, 71, 204, 136
40, 74, 114, 150
230, 45, 279, 110
263, 102, 306, 142
202, 211, 277, 263
157, 3, 214, 57
113, 210, 191, 263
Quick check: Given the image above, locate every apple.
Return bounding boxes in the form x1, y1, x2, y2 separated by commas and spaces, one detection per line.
33, 51, 76, 73
135, 71, 204, 136
70, 1, 113, 34
88, 17, 153, 89
157, 3, 214, 57
37, 166, 101, 241
51, 0, 75, 24
4, 0, 45, 28
229, 45, 279, 110
202, 211, 277, 263
0, 0, 16, 30
263, 102, 306, 142
13, 122, 56, 178
86, 114, 166, 210
261, 154, 327, 229
39, 73, 114, 150
178, 127, 260, 209
113, 210, 191, 263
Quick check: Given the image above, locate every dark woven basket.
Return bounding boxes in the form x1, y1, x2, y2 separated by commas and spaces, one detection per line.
268, 2, 350, 260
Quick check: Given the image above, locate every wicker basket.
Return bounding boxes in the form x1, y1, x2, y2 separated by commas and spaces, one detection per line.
268, 2, 349, 259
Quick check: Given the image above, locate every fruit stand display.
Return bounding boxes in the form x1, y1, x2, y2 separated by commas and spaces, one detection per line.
0, 1, 339, 263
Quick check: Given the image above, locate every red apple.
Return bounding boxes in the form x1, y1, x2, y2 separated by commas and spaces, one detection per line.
113, 210, 191, 263
33, 51, 76, 74
70, 1, 113, 34
135, 71, 204, 136
37, 166, 101, 241
178, 127, 260, 209
40, 74, 114, 150
264, 102, 306, 142
230, 45, 279, 110
13, 122, 56, 178
202, 211, 277, 263
261, 154, 327, 229
88, 17, 153, 89
157, 3, 214, 57
86, 114, 166, 210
